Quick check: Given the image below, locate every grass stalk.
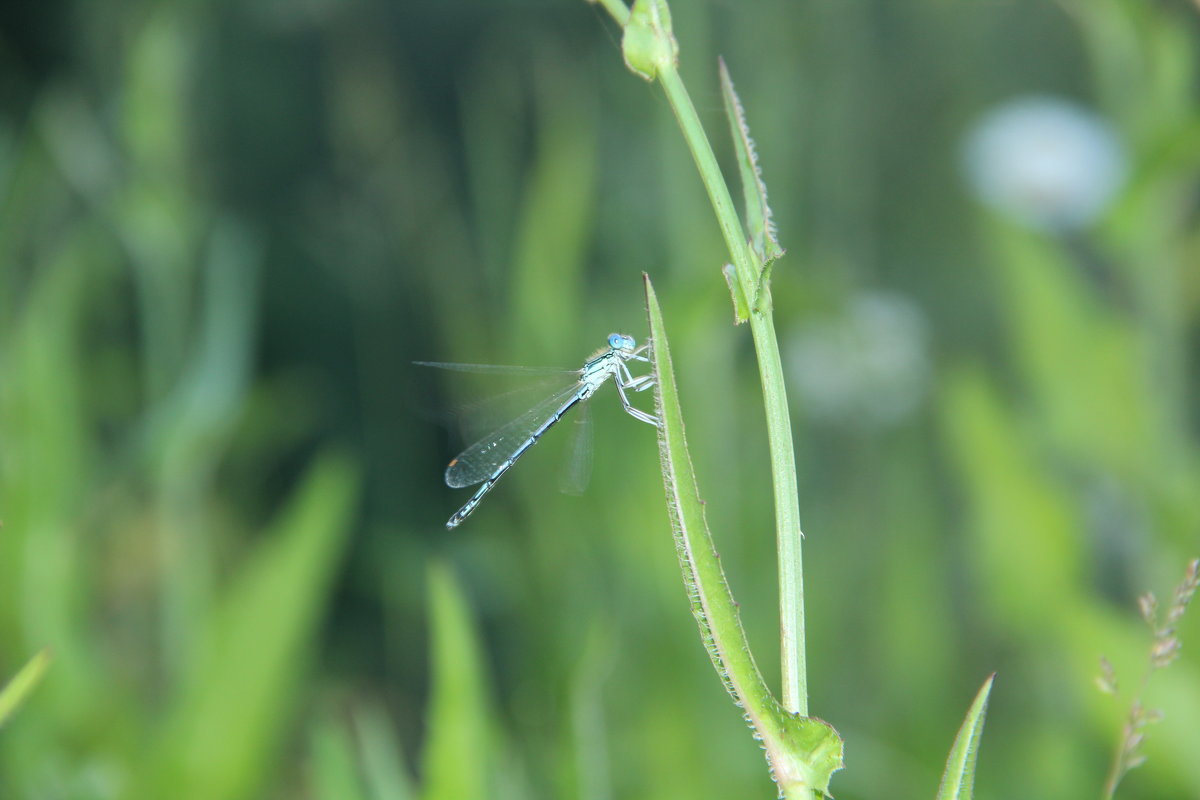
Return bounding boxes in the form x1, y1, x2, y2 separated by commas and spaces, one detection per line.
619, 0, 808, 716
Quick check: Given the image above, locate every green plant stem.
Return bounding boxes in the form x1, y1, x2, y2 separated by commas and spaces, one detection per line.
656, 62, 807, 716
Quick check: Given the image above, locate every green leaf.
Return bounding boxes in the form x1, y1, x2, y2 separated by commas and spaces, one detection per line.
775, 715, 845, 799
0, 648, 53, 728
644, 274, 842, 799
718, 57, 784, 271
622, 0, 678, 82
140, 454, 359, 800
421, 562, 493, 800
721, 263, 750, 325
643, 273, 757, 701
354, 706, 417, 800
936, 674, 995, 800
310, 717, 368, 800
566, 620, 616, 800
507, 69, 598, 358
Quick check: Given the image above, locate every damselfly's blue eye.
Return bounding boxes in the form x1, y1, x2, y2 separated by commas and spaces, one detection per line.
611, 333, 637, 351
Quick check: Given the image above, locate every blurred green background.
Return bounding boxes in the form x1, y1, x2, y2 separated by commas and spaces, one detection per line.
1, 0, 1198, 798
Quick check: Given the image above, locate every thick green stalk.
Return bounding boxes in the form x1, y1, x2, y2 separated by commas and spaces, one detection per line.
605, 4, 844, 795
656, 60, 807, 717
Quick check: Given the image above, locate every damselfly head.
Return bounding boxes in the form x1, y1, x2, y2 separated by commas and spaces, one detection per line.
607, 332, 637, 352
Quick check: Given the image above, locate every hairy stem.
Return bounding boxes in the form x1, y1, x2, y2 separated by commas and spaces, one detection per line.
656, 58, 807, 717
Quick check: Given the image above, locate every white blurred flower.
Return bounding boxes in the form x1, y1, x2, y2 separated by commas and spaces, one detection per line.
962, 96, 1127, 232
786, 292, 930, 428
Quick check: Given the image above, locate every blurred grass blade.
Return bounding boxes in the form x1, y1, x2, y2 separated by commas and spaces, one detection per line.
643, 274, 842, 799
421, 562, 494, 800
936, 674, 995, 800
310, 716, 368, 800
0, 648, 53, 728
354, 706, 417, 800
718, 57, 783, 270
506, 59, 597, 360
142, 454, 359, 800
568, 620, 615, 800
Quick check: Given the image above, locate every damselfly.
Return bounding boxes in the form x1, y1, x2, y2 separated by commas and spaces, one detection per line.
417, 333, 659, 529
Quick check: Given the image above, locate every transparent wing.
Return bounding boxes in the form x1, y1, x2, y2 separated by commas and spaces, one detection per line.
445, 381, 584, 488
415, 361, 581, 441
558, 404, 593, 496
414, 361, 577, 377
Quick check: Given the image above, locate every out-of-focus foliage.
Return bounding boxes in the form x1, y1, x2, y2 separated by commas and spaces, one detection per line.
0, 1, 1197, 799
0, 649, 52, 728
